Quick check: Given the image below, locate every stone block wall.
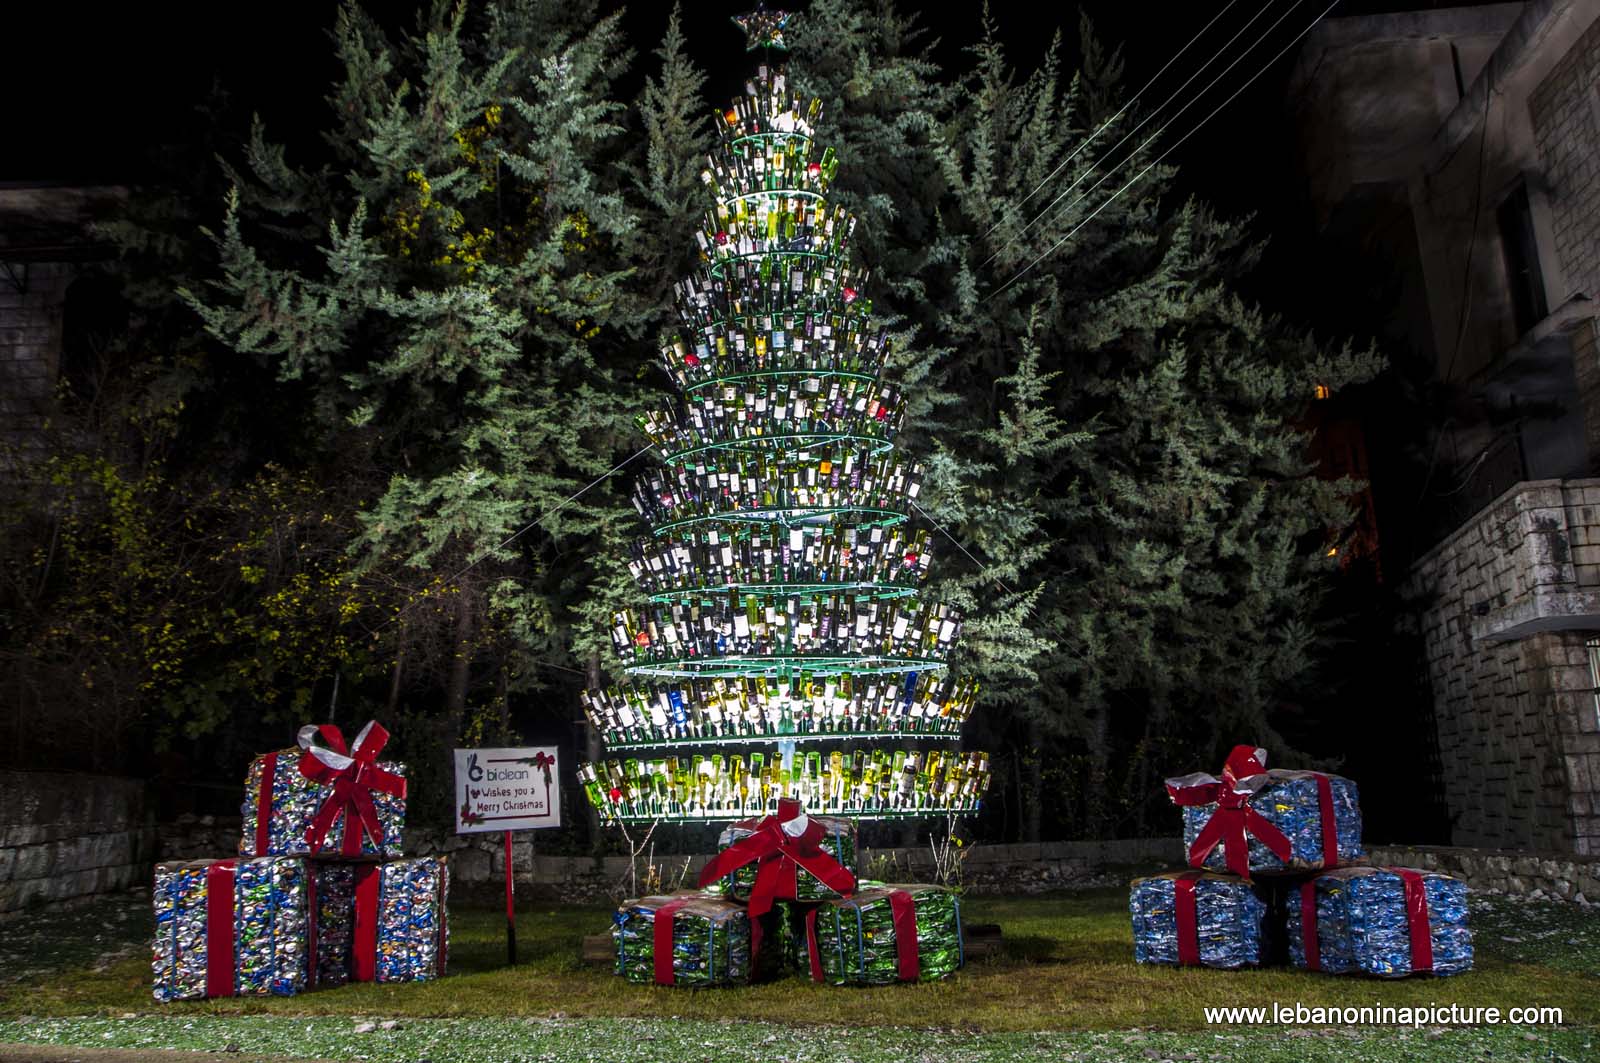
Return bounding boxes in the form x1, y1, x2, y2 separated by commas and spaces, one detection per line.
0, 262, 71, 452
1530, 10, 1600, 304
399, 827, 1178, 902
1405, 479, 1600, 854
1369, 843, 1600, 903
0, 771, 156, 914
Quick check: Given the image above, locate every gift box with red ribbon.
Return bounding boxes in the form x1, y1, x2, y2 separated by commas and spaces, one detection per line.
152, 857, 313, 1002
310, 856, 449, 986
613, 890, 755, 986
1129, 870, 1269, 969
799, 883, 964, 985
239, 722, 407, 859
696, 799, 857, 915
1166, 745, 1363, 878
1287, 866, 1472, 977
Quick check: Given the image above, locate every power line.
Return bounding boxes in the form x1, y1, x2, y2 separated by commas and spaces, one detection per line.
986, 0, 1247, 237
374, 442, 657, 635
1412, 60, 1496, 515
988, 0, 1309, 282
982, 0, 1274, 269
910, 499, 1014, 595
987, 0, 1342, 301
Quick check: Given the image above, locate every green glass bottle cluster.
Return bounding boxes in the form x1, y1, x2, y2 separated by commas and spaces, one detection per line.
630, 449, 923, 527
629, 523, 932, 597
610, 593, 961, 671
636, 375, 905, 452
579, 64, 988, 824
581, 748, 990, 822
581, 672, 979, 749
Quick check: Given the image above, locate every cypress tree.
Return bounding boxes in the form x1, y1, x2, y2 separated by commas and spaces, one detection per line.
789, 1, 1381, 838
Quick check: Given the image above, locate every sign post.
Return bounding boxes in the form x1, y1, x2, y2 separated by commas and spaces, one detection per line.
504, 829, 515, 965
453, 746, 561, 966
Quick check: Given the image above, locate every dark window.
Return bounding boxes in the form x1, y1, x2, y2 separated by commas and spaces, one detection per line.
60, 272, 123, 404
1496, 182, 1548, 337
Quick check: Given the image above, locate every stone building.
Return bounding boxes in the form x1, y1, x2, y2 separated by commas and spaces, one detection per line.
1288, 0, 1600, 854
0, 183, 126, 458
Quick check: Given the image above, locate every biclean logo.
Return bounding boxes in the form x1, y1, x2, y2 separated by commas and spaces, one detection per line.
467, 752, 484, 782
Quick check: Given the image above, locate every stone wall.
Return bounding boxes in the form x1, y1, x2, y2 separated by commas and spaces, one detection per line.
154, 814, 246, 864
1370, 843, 1600, 904
1404, 479, 1600, 854
0, 771, 156, 915
1530, 9, 1600, 305
400, 827, 1178, 902
0, 261, 71, 453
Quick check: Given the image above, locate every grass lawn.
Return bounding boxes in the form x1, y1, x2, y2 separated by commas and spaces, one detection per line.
0, 887, 1594, 1062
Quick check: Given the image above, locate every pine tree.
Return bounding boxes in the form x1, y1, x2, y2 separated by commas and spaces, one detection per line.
786, 2, 1381, 838
577, 14, 991, 827
182, 0, 662, 817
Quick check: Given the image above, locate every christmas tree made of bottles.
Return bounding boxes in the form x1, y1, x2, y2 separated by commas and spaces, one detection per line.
577, 10, 991, 824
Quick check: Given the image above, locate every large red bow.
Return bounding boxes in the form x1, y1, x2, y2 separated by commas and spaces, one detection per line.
297, 721, 408, 857
1165, 743, 1291, 880
695, 798, 856, 918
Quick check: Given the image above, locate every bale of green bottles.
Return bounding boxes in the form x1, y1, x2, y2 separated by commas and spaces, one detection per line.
613, 891, 755, 987
718, 813, 857, 902
798, 884, 964, 985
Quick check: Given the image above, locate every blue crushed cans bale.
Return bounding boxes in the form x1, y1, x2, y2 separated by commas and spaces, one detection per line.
1287, 866, 1472, 977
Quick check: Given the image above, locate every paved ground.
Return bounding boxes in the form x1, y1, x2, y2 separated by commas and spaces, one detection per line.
0, 1048, 327, 1063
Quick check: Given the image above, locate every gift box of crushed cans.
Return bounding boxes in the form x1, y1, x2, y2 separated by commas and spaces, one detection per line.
1130, 744, 1473, 978
609, 799, 968, 988
153, 721, 448, 1002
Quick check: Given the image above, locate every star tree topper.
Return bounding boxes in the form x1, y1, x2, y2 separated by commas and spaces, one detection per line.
732, 5, 793, 51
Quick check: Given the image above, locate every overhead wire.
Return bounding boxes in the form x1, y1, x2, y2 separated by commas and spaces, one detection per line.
986, 0, 1343, 302
981, 0, 1274, 268
910, 500, 1014, 595
368, 442, 658, 639
985, 0, 1248, 237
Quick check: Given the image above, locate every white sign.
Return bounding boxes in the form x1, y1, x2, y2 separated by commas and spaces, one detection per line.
453, 747, 561, 833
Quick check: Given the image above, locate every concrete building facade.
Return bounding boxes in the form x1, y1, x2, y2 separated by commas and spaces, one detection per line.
1289, 0, 1600, 853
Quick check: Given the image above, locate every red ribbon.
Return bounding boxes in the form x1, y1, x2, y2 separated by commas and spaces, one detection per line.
695, 799, 856, 918
1166, 744, 1292, 879
204, 860, 237, 998
805, 906, 824, 982
802, 889, 923, 983
252, 753, 277, 856
887, 889, 921, 981
1397, 869, 1435, 973
437, 863, 449, 977
306, 864, 320, 988
1313, 772, 1339, 868
1173, 872, 1201, 967
1299, 880, 1320, 971
352, 864, 380, 983
652, 898, 690, 985
297, 721, 407, 857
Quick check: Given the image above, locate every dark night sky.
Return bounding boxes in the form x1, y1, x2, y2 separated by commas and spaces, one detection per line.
2, 1, 1409, 197
0, 1, 1509, 309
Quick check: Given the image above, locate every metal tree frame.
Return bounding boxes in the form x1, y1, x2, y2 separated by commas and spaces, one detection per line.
577, 36, 991, 827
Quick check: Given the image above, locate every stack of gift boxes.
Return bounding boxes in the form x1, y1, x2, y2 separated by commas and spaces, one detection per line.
1129, 744, 1473, 977
153, 721, 449, 1002
612, 798, 965, 987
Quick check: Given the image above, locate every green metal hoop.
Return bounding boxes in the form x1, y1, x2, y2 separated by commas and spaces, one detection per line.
645, 580, 919, 605
650, 505, 910, 537
661, 432, 895, 466
683, 368, 879, 394
624, 652, 947, 679
605, 727, 963, 753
